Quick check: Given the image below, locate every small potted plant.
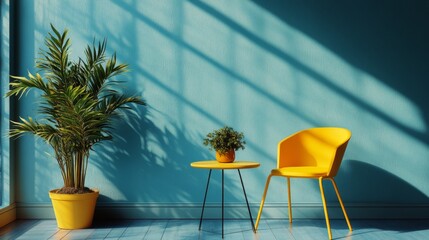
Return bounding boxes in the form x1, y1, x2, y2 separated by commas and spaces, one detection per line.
6, 25, 145, 229
203, 126, 246, 163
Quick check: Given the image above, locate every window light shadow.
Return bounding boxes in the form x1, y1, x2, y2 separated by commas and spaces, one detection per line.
189, 0, 429, 144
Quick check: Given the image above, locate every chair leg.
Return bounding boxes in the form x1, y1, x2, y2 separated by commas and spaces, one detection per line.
287, 177, 292, 223
329, 178, 352, 231
255, 174, 273, 231
319, 177, 332, 240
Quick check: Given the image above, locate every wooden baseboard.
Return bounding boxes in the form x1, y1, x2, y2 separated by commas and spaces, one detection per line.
0, 204, 17, 227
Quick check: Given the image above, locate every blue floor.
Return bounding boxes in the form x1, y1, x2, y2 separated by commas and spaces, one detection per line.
0, 219, 428, 239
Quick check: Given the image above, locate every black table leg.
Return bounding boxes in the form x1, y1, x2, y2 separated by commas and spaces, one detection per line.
238, 169, 256, 233
199, 169, 212, 230
222, 169, 224, 239
198, 168, 253, 238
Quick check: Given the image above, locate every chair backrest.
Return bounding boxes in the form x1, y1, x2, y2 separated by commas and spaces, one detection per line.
277, 127, 351, 177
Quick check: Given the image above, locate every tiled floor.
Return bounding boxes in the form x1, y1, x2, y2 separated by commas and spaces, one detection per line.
0, 219, 428, 239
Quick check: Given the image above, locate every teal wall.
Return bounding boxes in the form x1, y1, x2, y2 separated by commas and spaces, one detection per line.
1, 0, 12, 208
10, 0, 429, 218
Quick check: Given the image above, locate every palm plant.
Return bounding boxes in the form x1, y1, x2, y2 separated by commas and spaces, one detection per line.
6, 25, 145, 193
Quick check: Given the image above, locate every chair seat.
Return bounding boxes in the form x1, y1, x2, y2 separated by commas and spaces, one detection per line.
271, 166, 329, 178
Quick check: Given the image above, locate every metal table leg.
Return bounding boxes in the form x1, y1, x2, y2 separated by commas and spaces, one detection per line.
199, 169, 212, 230
198, 169, 253, 238
222, 169, 224, 239
238, 169, 256, 233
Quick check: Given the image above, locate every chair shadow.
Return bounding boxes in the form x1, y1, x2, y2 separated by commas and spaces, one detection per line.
292, 159, 429, 234
338, 160, 429, 205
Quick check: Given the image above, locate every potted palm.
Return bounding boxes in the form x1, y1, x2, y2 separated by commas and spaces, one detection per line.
203, 126, 246, 163
6, 25, 145, 229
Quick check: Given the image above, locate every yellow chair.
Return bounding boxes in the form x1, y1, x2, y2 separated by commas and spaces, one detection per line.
255, 127, 353, 240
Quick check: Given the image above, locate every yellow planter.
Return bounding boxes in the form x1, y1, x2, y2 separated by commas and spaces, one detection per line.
216, 150, 235, 163
49, 189, 99, 229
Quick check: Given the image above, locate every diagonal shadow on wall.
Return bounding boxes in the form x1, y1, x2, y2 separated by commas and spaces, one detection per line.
251, 0, 429, 143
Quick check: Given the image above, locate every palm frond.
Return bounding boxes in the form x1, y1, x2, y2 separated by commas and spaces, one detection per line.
99, 94, 145, 115
36, 24, 71, 88
9, 117, 59, 142
84, 38, 106, 70
7, 73, 50, 98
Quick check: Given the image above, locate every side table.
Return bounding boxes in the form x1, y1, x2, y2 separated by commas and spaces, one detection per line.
190, 160, 260, 238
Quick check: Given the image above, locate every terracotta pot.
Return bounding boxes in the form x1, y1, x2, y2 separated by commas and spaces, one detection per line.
49, 189, 99, 229
216, 150, 235, 163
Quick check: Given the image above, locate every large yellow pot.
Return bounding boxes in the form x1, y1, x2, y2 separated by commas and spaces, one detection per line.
49, 189, 99, 229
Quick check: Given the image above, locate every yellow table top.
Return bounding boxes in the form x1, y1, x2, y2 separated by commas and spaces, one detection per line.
190, 160, 260, 170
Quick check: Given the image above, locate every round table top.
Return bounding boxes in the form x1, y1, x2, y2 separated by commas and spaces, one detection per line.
190, 160, 260, 169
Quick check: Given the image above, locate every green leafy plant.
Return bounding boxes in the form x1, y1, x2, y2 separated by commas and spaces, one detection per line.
203, 126, 246, 154
6, 25, 145, 194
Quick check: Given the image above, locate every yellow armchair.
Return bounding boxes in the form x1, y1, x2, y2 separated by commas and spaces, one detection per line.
255, 127, 353, 239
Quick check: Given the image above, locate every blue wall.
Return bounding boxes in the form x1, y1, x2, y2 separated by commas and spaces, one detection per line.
1, 0, 12, 208
11, 0, 429, 218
